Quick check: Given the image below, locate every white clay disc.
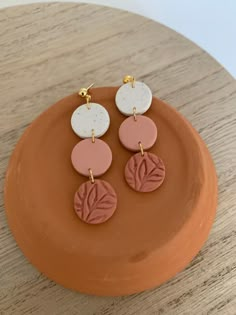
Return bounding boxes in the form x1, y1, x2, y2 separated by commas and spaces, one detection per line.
71, 103, 110, 138
115, 81, 152, 116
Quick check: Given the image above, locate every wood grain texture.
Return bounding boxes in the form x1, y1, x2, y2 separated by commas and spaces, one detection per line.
0, 3, 235, 314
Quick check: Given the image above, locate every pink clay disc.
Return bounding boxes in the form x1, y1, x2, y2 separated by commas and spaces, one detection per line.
74, 180, 117, 224
125, 152, 165, 192
119, 115, 158, 151
71, 139, 112, 177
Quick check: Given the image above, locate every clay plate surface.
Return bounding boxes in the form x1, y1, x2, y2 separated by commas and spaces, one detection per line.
4, 87, 217, 296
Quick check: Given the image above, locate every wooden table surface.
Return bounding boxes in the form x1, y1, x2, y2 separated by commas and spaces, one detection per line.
0, 3, 236, 315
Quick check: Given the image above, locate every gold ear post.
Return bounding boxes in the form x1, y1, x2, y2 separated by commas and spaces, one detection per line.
123, 75, 135, 88
78, 83, 94, 109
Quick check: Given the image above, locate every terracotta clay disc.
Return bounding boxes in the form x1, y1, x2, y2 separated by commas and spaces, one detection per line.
4, 87, 217, 296
125, 152, 165, 192
71, 139, 112, 176
119, 115, 158, 151
74, 180, 117, 224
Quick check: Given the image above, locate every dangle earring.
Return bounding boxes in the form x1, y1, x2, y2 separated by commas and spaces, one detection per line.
115, 75, 165, 192
70, 84, 117, 224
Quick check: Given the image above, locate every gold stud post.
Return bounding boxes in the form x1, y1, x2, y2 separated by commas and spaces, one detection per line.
88, 168, 95, 184
138, 141, 144, 156
123, 75, 135, 88
86, 83, 94, 90
78, 83, 94, 109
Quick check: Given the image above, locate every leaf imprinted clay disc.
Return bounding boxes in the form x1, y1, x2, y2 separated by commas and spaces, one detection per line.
74, 180, 117, 224
125, 152, 165, 192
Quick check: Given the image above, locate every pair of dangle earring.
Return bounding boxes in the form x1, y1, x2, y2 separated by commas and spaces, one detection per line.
70, 84, 117, 224
115, 75, 166, 192
70, 77, 165, 225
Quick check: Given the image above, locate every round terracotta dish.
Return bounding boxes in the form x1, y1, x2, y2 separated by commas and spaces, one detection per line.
4, 87, 217, 296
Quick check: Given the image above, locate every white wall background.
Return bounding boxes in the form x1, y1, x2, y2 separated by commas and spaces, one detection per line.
1, 0, 236, 78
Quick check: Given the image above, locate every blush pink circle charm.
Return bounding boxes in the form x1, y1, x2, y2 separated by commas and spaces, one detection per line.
125, 152, 165, 192
119, 115, 158, 151
74, 180, 117, 224
71, 139, 112, 176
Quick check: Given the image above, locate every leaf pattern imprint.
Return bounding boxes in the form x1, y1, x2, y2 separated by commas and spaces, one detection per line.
74, 180, 117, 224
125, 152, 165, 192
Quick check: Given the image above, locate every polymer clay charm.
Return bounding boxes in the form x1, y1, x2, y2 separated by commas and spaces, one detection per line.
125, 152, 165, 192
74, 180, 117, 224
